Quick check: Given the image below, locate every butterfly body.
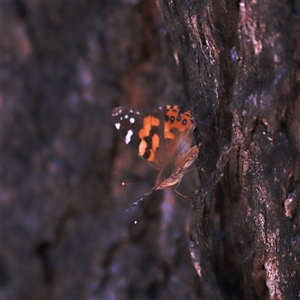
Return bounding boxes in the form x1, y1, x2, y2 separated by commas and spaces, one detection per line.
112, 105, 199, 210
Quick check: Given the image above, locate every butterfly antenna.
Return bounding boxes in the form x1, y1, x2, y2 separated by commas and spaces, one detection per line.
122, 181, 152, 186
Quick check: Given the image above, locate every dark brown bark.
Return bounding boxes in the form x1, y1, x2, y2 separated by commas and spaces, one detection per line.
2, 1, 299, 300
157, 0, 300, 299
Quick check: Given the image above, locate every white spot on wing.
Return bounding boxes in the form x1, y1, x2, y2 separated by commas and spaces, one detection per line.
125, 115, 128, 119
130, 118, 135, 124
112, 107, 122, 117
125, 130, 133, 144
136, 111, 140, 115
115, 123, 121, 129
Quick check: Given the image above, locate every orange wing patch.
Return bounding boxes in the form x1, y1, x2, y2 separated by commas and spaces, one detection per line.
139, 116, 160, 138
138, 116, 160, 162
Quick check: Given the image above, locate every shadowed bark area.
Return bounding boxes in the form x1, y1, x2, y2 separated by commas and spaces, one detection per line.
2, 1, 299, 300
157, 0, 300, 299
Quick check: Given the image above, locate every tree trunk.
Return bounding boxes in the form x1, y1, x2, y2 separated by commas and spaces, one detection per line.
157, 0, 300, 299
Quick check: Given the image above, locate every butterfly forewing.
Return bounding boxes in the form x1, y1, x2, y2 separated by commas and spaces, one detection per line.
112, 107, 143, 149
112, 106, 166, 170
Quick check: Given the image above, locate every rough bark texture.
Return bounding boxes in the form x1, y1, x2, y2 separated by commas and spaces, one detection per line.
2, 1, 299, 300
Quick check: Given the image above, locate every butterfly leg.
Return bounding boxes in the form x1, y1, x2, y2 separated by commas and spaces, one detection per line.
174, 185, 194, 206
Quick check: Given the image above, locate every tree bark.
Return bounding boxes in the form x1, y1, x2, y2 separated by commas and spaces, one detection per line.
157, 0, 300, 299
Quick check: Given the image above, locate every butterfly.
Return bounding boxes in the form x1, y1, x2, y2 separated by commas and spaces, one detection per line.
112, 105, 200, 212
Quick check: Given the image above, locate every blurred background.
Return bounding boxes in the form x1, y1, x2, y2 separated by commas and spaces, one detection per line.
2, 1, 201, 299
